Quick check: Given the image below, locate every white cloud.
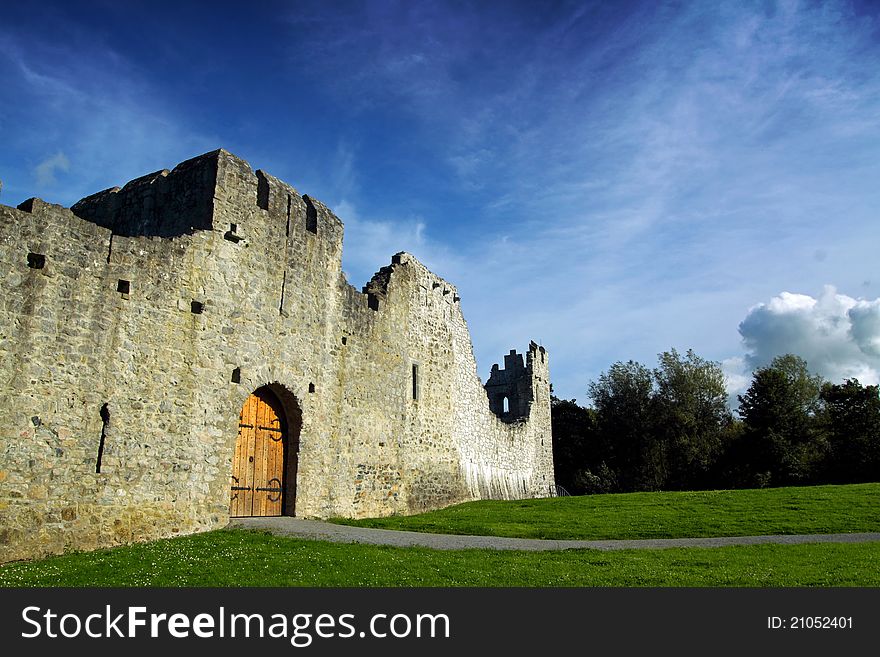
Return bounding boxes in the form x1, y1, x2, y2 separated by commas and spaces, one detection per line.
849, 299, 880, 359
738, 286, 880, 386
33, 151, 70, 186
721, 356, 752, 403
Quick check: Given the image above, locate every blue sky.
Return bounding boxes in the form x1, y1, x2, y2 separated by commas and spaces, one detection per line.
2, 0, 880, 404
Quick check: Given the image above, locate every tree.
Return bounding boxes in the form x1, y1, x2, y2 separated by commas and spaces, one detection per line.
737, 355, 826, 486
712, 418, 748, 488
653, 349, 732, 490
551, 395, 602, 493
820, 379, 880, 483
588, 360, 657, 491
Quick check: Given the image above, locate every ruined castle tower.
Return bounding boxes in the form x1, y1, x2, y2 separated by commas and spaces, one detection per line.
0, 150, 554, 562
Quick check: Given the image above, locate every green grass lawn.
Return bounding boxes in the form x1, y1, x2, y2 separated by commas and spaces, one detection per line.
3, 484, 878, 587
2, 528, 879, 587
331, 483, 880, 540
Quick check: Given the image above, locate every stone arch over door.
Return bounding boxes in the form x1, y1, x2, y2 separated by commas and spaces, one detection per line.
230, 384, 302, 517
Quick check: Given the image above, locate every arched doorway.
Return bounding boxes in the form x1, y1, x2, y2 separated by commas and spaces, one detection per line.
230, 386, 301, 517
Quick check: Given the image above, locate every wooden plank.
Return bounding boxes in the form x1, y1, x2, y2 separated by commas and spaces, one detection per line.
262, 396, 272, 517
231, 411, 241, 517
266, 396, 283, 515
273, 400, 284, 515
242, 394, 257, 516
254, 393, 269, 516
230, 401, 248, 517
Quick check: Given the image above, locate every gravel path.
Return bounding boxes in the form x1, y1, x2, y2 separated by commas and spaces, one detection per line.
228, 517, 880, 551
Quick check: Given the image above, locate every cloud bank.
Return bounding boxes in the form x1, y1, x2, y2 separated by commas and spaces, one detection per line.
738, 286, 880, 386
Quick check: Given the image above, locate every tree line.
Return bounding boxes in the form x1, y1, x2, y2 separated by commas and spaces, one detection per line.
552, 350, 880, 494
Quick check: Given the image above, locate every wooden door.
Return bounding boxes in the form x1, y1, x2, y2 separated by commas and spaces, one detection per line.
230, 389, 285, 517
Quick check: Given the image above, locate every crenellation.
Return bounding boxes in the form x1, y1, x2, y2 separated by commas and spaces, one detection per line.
71, 152, 219, 237
0, 148, 554, 563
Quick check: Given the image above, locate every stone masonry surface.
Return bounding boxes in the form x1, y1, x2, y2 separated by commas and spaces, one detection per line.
0, 149, 554, 562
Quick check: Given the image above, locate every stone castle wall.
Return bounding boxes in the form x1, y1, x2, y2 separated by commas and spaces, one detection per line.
0, 150, 554, 563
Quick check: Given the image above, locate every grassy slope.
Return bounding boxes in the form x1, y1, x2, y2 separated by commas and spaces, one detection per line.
331, 483, 880, 540
2, 529, 880, 587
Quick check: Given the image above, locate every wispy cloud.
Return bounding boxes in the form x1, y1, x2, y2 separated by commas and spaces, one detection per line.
333, 198, 467, 291
301, 0, 880, 399
0, 30, 216, 205
4, 2, 879, 403
330, 140, 359, 201
33, 151, 69, 186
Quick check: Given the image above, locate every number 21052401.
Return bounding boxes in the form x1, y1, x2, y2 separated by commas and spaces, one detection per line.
768, 616, 853, 629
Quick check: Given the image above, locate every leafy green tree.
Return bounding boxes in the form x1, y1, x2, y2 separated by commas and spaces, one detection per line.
551, 395, 599, 494
737, 355, 827, 486
588, 360, 657, 491
555, 351, 874, 494
653, 349, 732, 490
820, 379, 880, 483
573, 461, 618, 494
712, 418, 749, 488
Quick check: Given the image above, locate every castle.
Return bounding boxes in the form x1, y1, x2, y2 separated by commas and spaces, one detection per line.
0, 150, 554, 563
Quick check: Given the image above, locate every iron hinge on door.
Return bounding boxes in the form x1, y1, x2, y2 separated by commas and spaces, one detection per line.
256, 478, 283, 501
231, 475, 251, 491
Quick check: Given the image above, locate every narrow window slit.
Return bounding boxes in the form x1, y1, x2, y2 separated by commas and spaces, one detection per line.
279, 270, 287, 315
412, 364, 419, 401
503, 396, 510, 414
256, 171, 270, 210
96, 403, 109, 473
304, 195, 318, 234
